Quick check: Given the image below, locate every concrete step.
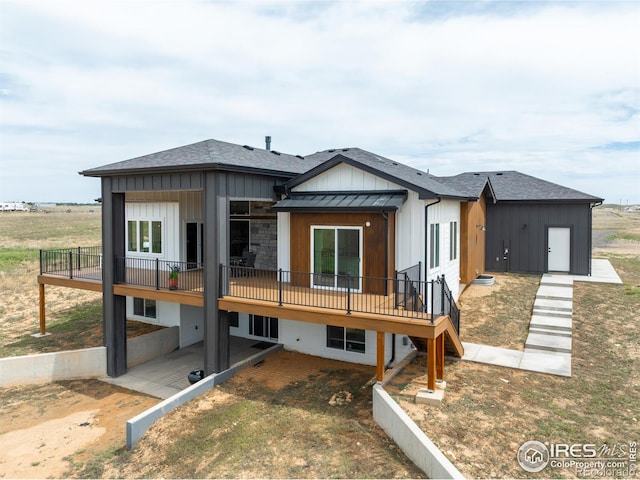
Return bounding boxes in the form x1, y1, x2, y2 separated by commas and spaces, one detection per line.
536, 285, 573, 300
525, 333, 572, 353
534, 298, 572, 311
540, 275, 574, 287
528, 327, 572, 337
532, 308, 572, 318
530, 315, 572, 331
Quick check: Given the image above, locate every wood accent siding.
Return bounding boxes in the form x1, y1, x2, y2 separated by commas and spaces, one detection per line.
289, 212, 395, 295
460, 194, 487, 284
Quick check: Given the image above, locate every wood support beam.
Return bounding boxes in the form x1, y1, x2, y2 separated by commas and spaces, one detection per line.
376, 331, 385, 382
39, 283, 46, 335
436, 333, 445, 381
427, 337, 436, 391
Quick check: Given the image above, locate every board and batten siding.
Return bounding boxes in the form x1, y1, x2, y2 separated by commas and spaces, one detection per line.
424, 199, 461, 300
125, 202, 180, 262
395, 190, 425, 273
292, 162, 404, 192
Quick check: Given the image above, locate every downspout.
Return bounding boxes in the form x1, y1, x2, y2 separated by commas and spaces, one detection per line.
382, 210, 394, 368
381, 211, 389, 291
424, 198, 442, 280
589, 201, 603, 276
386, 334, 396, 369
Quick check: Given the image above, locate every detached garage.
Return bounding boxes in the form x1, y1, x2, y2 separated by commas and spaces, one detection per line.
442, 171, 603, 276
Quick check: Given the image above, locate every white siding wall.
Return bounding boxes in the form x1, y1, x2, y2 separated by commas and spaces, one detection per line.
180, 305, 204, 347
125, 202, 180, 261
395, 191, 425, 272
126, 298, 180, 328
277, 212, 291, 272
293, 163, 403, 192
425, 199, 461, 300
279, 319, 386, 366
125, 201, 184, 339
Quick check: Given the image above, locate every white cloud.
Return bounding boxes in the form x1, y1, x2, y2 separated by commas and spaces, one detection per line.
0, 0, 638, 203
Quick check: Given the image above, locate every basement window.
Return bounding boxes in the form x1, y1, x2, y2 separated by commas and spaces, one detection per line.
326, 326, 365, 353
133, 297, 157, 319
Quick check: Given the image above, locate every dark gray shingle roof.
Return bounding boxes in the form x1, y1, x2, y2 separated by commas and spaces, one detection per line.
440, 171, 603, 202
80, 138, 603, 204
81, 139, 322, 177
298, 148, 467, 200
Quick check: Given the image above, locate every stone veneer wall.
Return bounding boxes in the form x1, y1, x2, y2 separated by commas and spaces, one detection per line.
251, 219, 277, 270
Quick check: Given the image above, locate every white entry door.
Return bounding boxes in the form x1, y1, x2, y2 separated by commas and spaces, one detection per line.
548, 227, 571, 272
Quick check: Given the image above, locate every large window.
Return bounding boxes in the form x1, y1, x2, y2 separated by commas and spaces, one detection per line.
430, 223, 440, 269
127, 220, 162, 254
311, 226, 361, 290
450, 221, 458, 261
249, 315, 278, 340
133, 297, 157, 319
326, 326, 366, 353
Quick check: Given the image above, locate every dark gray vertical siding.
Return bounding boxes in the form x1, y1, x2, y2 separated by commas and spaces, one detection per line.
203, 171, 231, 374
112, 172, 203, 192
227, 172, 280, 199
485, 202, 592, 275
101, 179, 127, 377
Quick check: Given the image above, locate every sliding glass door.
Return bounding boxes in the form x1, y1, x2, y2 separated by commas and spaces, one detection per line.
311, 226, 362, 291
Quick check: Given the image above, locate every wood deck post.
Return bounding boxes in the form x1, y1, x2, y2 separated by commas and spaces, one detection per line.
376, 331, 385, 382
427, 337, 436, 391
39, 283, 46, 335
436, 333, 445, 381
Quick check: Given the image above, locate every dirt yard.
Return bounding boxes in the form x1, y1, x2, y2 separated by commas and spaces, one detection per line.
0, 380, 158, 478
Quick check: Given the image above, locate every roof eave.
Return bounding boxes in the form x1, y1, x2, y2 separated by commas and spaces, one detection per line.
80, 163, 301, 179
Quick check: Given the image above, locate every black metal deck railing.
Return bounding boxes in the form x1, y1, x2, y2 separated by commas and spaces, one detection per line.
39, 247, 460, 330
220, 264, 460, 325
394, 262, 423, 311
114, 257, 204, 292
432, 274, 460, 334
39, 246, 103, 281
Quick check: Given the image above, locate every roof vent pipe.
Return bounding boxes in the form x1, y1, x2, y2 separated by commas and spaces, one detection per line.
265, 136, 271, 151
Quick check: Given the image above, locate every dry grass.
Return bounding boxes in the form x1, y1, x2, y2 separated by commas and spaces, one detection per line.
78, 352, 426, 479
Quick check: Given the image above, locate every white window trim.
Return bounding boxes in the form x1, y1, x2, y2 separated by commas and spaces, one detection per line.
126, 217, 165, 258
429, 223, 441, 270
131, 297, 159, 322
310, 225, 363, 292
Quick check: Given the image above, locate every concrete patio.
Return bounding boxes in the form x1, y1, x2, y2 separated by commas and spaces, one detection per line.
101, 336, 278, 399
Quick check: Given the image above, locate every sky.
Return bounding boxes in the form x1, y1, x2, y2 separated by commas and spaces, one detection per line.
0, 0, 638, 204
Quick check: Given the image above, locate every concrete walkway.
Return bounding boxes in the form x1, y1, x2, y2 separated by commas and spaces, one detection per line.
462, 259, 622, 377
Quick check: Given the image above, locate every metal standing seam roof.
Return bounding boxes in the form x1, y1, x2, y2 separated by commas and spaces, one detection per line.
272, 190, 408, 212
